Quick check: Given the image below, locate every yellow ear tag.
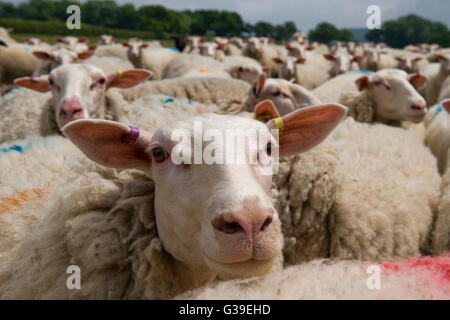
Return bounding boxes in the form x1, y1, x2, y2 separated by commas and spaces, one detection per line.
254, 112, 273, 122
118, 70, 124, 78
273, 117, 284, 131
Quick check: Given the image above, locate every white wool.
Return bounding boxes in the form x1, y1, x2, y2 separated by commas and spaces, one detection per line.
425, 104, 450, 174
162, 54, 229, 79
177, 258, 450, 300
0, 45, 39, 84
112, 77, 251, 115
433, 152, 450, 253
83, 56, 134, 75
94, 44, 129, 61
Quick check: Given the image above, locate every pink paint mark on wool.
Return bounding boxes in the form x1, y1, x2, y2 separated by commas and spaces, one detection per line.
382, 254, 450, 287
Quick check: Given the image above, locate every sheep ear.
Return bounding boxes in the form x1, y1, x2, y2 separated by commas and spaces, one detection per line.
122, 42, 129, 47
323, 54, 335, 61
78, 37, 88, 43
14, 76, 50, 93
141, 43, 149, 49
441, 99, 450, 113
395, 56, 403, 62
88, 44, 97, 51
355, 75, 370, 91
267, 104, 347, 157
55, 37, 64, 43
33, 51, 52, 60
297, 57, 306, 64
408, 73, 427, 88
106, 70, 151, 90
252, 73, 266, 97
254, 100, 280, 122
78, 51, 95, 60
412, 57, 423, 62
273, 57, 283, 64
352, 55, 364, 63
62, 119, 152, 169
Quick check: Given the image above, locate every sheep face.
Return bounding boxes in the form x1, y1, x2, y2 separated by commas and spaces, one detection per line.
14, 64, 151, 128
99, 35, 114, 46
324, 53, 362, 76
33, 48, 94, 71
245, 75, 322, 116
63, 102, 347, 282
199, 42, 218, 58
356, 69, 427, 123
123, 38, 148, 59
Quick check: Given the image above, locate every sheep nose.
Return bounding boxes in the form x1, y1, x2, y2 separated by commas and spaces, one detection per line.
59, 98, 85, 125
212, 211, 274, 240
411, 103, 426, 112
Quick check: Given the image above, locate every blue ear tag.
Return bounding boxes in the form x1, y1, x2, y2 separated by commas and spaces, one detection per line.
436, 104, 443, 114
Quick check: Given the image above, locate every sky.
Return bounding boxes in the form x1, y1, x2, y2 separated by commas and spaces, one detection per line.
5, 0, 450, 32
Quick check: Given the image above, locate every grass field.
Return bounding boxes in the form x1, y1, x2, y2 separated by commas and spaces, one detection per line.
10, 33, 175, 47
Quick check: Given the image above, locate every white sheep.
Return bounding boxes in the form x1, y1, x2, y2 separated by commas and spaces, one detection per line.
0, 103, 347, 299
162, 53, 231, 79
312, 69, 428, 128
0, 44, 40, 85
123, 39, 178, 80
0, 64, 150, 142
98, 34, 115, 46
242, 73, 322, 115
32, 47, 95, 76
0, 27, 15, 44
249, 101, 440, 264
94, 43, 129, 61
420, 54, 450, 105
425, 99, 450, 174
216, 55, 263, 84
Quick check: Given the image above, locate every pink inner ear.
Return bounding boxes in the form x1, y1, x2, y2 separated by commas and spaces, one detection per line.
254, 100, 280, 120
324, 54, 335, 61
78, 51, 95, 60
355, 76, 369, 91
33, 51, 51, 60
15, 77, 50, 93
409, 73, 427, 88
107, 70, 151, 90
442, 100, 450, 113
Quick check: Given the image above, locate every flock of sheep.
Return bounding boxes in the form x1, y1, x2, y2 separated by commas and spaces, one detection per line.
0, 27, 449, 300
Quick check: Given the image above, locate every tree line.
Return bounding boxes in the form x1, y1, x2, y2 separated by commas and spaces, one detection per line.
0, 0, 298, 40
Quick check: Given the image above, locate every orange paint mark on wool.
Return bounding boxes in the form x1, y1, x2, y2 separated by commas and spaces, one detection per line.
0, 183, 51, 214
197, 68, 210, 73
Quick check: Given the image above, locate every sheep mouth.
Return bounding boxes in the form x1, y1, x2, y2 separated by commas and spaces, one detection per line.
203, 251, 275, 268
406, 112, 426, 123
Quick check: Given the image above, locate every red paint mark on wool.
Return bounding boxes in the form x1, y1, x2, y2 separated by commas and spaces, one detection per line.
382, 255, 450, 286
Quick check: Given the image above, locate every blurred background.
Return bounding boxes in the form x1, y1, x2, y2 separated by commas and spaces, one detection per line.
0, 0, 449, 47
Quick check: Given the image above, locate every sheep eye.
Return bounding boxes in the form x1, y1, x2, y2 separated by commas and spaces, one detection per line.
49, 79, 54, 86
272, 91, 281, 97
98, 78, 106, 85
152, 147, 168, 163
266, 143, 272, 156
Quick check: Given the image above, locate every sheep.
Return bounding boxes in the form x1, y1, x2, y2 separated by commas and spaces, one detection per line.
394, 54, 428, 73
125, 45, 178, 80
55, 36, 91, 53
0, 103, 347, 299
0, 44, 40, 85
182, 36, 203, 54
242, 73, 322, 115
0, 27, 15, 44
216, 55, 263, 84
83, 55, 135, 76
360, 48, 397, 71
424, 99, 450, 174
94, 43, 129, 61
273, 55, 331, 90
255, 44, 289, 77
323, 52, 364, 77
312, 69, 428, 127
0, 64, 150, 143
112, 76, 251, 115
421, 54, 450, 105
98, 34, 115, 46
162, 53, 231, 80
32, 48, 95, 76
433, 150, 450, 254
270, 115, 441, 264
178, 255, 450, 299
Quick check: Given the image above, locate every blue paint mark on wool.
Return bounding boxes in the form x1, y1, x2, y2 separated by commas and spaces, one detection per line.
345, 70, 374, 76
164, 98, 175, 104
0, 143, 29, 154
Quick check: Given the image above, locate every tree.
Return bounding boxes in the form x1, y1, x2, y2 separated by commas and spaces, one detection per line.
309, 22, 340, 44
366, 14, 450, 48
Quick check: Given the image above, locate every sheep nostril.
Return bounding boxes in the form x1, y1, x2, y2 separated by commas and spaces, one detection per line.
411, 104, 425, 111
260, 216, 273, 232
212, 216, 243, 234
